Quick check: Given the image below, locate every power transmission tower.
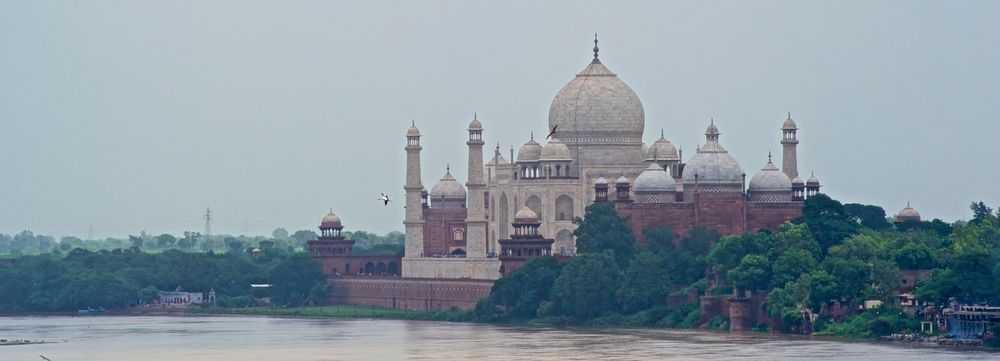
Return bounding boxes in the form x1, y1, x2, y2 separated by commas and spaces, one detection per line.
204, 207, 213, 243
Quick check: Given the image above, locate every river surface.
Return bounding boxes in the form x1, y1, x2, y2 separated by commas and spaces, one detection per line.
0, 316, 995, 360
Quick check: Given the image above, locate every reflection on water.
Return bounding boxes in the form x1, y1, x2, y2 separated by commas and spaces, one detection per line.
0, 316, 993, 361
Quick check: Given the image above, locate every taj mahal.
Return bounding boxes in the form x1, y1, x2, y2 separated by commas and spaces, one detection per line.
392, 37, 821, 281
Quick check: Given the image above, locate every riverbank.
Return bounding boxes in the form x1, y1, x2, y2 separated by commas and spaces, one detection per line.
186, 305, 997, 351
0, 338, 48, 346
187, 305, 473, 322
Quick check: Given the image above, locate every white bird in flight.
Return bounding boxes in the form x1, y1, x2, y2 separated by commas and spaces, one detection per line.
377, 193, 391, 206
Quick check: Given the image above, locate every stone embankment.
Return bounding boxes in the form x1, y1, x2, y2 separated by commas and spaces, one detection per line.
880, 334, 984, 347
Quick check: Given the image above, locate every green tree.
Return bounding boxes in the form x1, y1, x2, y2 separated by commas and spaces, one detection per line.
617, 251, 671, 313
843, 203, 893, 231
177, 231, 200, 250
129, 235, 144, 249
272, 228, 289, 239
794, 194, 859, 255
291, 230, 319, 245
573, 202, 636, 268
551, 252, 622, 319
894, 243, 937, 270
642, 225, 674, 256
728, 255, 771, 292
224, 237, 244, 254
156, 234, 177, 249
138, 285, 160, 304
770, 222, 821, 260
268, 253, 327, 306
824, 257, 871, 304
486, 257, 563, 318
970, 201, 995, 225
771, 249, 818, 288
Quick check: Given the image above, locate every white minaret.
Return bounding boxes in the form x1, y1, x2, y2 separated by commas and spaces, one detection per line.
465, 114, 487, 258
781, 112, 799, 180
404, 121, 424, 258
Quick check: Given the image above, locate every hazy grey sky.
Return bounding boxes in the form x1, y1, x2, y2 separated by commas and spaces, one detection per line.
1, 1, 998, 238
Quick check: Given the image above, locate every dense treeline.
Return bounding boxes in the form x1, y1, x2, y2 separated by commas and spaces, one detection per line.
0, 229, 404, 256
476, 196, 1000, 338
0, 247, 328, 312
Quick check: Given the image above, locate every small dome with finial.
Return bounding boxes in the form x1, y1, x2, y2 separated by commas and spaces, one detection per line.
683, 119, 742, 185
783, 112, 797, 130
749, 153, 792, 192
430, 166, 467, 200
321, 211, 342, 228
406, 120, 420, 136
468, 113, 483, 131
595, 177, 609, 185
897, 202, 921, 221
706, 118, 720, 136
616, 175, 631, 185
646, 129, 679, 161
806, 171, 820, 186
517, 134, 542, 162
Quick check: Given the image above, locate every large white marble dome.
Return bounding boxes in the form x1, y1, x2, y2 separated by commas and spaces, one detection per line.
548, 61, 645, 144
546, 40, 645, 166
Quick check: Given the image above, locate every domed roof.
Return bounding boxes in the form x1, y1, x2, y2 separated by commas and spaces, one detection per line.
430, 168, 466, 199
646, 130, 679, 161
540, 138, 572, 161
898, 202, 920, 218
594, 177, 609, 185
320, 211, 342, 228
782, 112, 797, 130
468, 114, 483, 130
791, 176, 804, 186
517, 135, 542, 162
705, 121, 719, 136
616, 175, 631, 184
406, 121, 420, 136
634, 163, 676, 192
806, 172, 820, 186
547, 39, 644, 146
514, 206, 540, 223
748, 155, 792, 192
682, 121, 743, 184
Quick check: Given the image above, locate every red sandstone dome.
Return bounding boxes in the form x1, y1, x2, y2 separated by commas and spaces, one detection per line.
320, 211, 342, 228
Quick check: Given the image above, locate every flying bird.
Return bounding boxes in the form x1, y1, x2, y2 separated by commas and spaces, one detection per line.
40, 355, 52, 361
377, 193, 391, 206
546, 124, 558, 139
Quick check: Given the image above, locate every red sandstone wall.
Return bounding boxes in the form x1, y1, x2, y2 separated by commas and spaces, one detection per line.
617, 201, 801, 246
328, 277, 493, 311
746, 203, 801, 232
312, 255, 402, 276
422, 208, 467, 256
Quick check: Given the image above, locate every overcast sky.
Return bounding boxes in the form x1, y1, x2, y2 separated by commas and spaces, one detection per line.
1, 1, 998, 239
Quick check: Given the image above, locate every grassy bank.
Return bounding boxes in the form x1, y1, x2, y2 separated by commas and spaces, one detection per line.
188, 305, 474, 322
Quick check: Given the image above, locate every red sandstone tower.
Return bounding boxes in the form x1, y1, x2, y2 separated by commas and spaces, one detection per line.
498, 207, 554, 276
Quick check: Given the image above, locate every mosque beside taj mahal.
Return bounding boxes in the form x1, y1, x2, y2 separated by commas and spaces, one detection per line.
310, 38, 830, 310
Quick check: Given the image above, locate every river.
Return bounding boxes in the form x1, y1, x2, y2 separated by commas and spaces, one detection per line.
0, 316, 994, 360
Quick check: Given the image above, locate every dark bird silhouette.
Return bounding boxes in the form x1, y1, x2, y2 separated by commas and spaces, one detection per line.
40, 355, 52, 361
546, 124, 558, 139
377, 193, 391, 206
